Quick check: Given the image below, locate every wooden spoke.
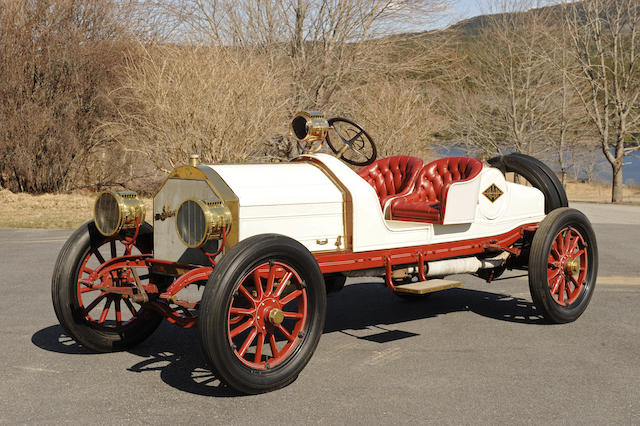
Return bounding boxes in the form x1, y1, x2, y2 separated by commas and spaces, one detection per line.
98, 297, 113, 324
274, 271, 293, 298
254, 332, 265, 364
230, 318, 254, 338
280, 289, 302, 306
83, 292, 107, 316
238, 328, 258, 357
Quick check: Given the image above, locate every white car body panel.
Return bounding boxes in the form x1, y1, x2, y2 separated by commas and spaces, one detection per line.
441, 173, 482, 225
155, 153, 546, 256
154, 154, 545, 260
209, 163, 345, 252
301, 154, 545, 252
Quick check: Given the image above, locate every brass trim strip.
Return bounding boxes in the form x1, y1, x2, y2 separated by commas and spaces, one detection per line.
197, 165, 240, 249
294, 156, 353, 251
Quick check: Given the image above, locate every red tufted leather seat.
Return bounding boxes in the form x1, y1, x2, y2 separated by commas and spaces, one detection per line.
357, 156, 424, 209
389, 157, 483, 224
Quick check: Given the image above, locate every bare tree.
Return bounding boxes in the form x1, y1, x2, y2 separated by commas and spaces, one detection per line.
100, 0, 453, 171
544, 10, 595, 187
163, 0, 449, 110
447, 1, 561, 158
564, 0, 640, 202
0, 0, 140, 193
102, 44, 290, 173
332, 78, 447, 159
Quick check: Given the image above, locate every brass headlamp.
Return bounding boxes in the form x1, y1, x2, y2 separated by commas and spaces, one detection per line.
94, 191, 146, 237
290, 110, 329, 153
175, 199, 233, 248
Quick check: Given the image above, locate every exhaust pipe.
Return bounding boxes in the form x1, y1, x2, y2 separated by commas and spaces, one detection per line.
341, 252, 509, 279
425, 253, 509, 277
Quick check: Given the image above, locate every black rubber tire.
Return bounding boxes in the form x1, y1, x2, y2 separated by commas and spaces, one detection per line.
198, 234, 326, 394
324, 274, 347, 295
488, 153, 568, 213
528, 208, 598, 323
509, 153, 569, 208
51, 221, 163, 352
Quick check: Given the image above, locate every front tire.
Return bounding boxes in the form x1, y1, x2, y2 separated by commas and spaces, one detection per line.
51, 221, 162, 352
198, 234, 326, 394
528, 208, 598, 323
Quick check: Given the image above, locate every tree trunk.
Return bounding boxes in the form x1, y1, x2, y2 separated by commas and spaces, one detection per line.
611, 161, 623, 203
292, 1, 304, 59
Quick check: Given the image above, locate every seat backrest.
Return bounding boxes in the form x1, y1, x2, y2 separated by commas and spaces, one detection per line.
357, 156, 424, 207
412, 157, 483, 203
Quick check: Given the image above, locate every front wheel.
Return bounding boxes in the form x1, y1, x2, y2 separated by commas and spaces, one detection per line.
198, 234, 326, 394
51, 221, 163, 352
528, 208, 598, 323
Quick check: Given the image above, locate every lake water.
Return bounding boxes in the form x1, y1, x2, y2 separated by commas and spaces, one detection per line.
438, 146, 640, 187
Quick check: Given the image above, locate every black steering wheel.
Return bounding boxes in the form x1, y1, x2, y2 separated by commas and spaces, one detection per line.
325, 117, 377, 167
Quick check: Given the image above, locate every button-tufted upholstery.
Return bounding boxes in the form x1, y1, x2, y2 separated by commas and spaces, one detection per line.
357, 156, 424, 209
389, 157, 483, 223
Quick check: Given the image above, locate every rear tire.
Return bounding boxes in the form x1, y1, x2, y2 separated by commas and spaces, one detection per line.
488, 153, 568, 213
528, 208, 598, 323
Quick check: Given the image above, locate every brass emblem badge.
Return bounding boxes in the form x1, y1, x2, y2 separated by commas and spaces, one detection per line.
482, 184, 503, 203
154, 205, 176, 221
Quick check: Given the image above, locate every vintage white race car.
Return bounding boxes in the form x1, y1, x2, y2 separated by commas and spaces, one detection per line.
52, 111, 598, 394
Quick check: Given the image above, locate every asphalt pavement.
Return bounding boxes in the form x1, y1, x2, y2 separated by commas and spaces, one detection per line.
0, 203, 638, 424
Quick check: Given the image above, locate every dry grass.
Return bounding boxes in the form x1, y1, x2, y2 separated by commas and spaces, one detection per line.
565, 181, 640, 204
2, 180, 638, 230
0, 189, 152, 229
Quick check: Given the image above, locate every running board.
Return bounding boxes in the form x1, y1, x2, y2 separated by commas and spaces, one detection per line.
393, 279, 462, 295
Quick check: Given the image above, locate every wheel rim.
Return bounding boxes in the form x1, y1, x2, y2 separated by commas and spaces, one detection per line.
547, 226, 588, 306
227, 261, 308, 370
76, 238, 147, 332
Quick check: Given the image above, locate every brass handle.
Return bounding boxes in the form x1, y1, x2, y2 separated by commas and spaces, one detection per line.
316, 238, 328, 245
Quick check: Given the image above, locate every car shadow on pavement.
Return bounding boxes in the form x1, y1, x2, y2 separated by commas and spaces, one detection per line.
324, 282, 544, 334
31, 282, 543, 397
31, 323, 241, 397
126, 325, 242, 397
31, 325, 95, 355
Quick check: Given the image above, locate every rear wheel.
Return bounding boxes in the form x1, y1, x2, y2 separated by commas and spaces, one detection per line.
198, 234, 326, 394
488, 153, 568, 213
51, 221, 162, 352
528, 208, 598, 323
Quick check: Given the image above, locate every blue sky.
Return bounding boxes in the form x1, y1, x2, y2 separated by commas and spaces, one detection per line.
442, 0, 557, 27
396, 0, 493, 32
444, 0, 494, 27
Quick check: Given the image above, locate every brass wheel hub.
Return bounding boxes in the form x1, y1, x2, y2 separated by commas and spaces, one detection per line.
565, 258, 580, 275
268, 308, 284, 325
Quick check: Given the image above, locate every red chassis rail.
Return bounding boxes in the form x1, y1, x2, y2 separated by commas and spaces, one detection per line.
314, 222, 538, 290
83, 222, 537, 328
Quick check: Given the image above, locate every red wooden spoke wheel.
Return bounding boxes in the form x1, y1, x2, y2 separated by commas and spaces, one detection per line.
528, 208, 598, 324
227, 261, 308, 369
52, 221, 162, 352
199, 234, 326, 394
76, 238, 148, 332
546, 227, 588, 306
